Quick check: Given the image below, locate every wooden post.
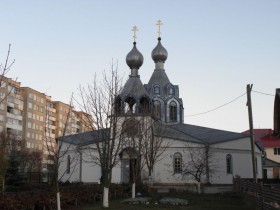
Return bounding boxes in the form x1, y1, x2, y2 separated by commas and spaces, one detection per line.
246, 84, 257, 182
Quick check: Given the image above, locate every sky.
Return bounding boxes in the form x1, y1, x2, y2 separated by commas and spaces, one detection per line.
1, 0, 279, 132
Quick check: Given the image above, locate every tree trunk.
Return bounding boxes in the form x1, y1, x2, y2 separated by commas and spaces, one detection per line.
197, 182, 201, 194
103, 187, 109, 208
56, 192, 61, 210
132, 182, 136, 198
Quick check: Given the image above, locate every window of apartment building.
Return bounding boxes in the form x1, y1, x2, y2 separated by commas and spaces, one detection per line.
0, 92, 5, 99
0, 103, 5, 110
0, 82, 6, 87
0, 126, 3, 132
7, 85, 13, 92
7, 118, 13, 124
274, 148, 280, 155
33, 95, 36, 101
40, 116, 44, 122
39, 106, 43, 113
27, 132, 31, 138
40, 98, 44, 103
27, 122, 32, 128
29, 93, 33, 99
28, 102, 33, 109
28, 112, 32, 118
39, 134, 42, 140
0, 115, 4, 121
26, 142, 31, 148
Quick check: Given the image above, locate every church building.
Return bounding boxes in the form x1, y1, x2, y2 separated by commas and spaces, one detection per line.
58, 22, 263, 185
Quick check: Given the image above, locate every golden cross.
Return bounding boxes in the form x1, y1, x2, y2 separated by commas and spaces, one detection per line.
156, 20, 163, 37
131, 25, 138, 42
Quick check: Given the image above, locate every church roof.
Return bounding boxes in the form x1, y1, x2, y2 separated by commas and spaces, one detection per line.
120, 76, 149, 99
59, 124, 249, 146
147, 69, 170, 90
57, 128, 110, 146
163, 124, 250, 145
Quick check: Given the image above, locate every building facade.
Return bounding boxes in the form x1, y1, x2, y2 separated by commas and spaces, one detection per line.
0, 76, 93, 171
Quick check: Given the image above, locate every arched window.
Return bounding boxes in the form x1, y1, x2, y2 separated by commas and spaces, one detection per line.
67, 155, 71, 174
139, 97, 150, 114
153, 101, 161, 119
154, 85, 160, 95
169, 87, 174, 95
122, 118, 141, 138
174, 153, 182, 173
170, 101, 177, 122
226, 154, 232, 174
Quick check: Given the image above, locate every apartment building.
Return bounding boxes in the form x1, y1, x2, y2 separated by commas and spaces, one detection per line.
0, 77, 93, 171
0, 77, 23, 139
53, 101, 92, 137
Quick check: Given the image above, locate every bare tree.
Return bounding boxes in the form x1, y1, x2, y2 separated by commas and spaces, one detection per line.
44, 95, 80, 210
0, 44, 16, 103
182, 143, 215, 194
141, 118, 170, 182
76, 62, 124, 208
20, 148, 43, 173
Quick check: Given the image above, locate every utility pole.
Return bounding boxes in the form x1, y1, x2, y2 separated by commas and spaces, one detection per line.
246, 84, 257, 182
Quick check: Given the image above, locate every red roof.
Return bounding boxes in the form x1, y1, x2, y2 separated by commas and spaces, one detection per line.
243, 129, 280, 148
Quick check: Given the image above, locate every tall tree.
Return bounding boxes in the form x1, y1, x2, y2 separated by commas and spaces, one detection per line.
77, 62, 124, 208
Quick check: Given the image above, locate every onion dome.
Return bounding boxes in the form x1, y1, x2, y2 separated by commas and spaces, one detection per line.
151, 37, 168, 63
126, 42, 144, 70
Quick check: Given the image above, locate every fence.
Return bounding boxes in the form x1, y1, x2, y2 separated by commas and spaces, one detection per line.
234, 177, 280, 210
21, 172, 55, 184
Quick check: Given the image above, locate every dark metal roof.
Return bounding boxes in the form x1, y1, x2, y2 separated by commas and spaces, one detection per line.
59, 123, 249, 147
166, 124, 250, 145
58, 128, 110, 146
263, 158, 280, 168
120, 76, 149, 100
147, 69, 171, 96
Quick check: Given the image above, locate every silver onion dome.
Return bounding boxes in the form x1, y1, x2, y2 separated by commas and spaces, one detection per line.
151, 37, 168, 63
126, 42, 144, 70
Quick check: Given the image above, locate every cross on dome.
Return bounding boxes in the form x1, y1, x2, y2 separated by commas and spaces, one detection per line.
131, 25, 138, 42
156, 20, 163, 38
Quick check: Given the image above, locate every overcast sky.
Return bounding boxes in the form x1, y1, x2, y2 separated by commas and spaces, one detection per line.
1, 0, 279, 132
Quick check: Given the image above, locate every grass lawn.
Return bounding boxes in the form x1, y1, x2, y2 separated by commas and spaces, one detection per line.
74, 192, 255, 210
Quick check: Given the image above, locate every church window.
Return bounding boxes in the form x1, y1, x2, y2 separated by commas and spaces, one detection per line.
226, 154, 232, 174
122, 118, 140, 138
153, 101, 161, 119
169, 87, 174, 95
170, 101, 177, 122
174, 153, 182, 173
67, 155, 71, 174
139, 97, 150, 114
154, 85, 160, 95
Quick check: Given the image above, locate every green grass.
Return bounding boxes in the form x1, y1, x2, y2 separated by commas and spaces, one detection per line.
73, 192, 255, 210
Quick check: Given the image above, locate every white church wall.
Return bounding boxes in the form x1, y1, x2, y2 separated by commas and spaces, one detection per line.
151, 138, 263, 185
58, 142, 81, 183
80, 148, 101, 183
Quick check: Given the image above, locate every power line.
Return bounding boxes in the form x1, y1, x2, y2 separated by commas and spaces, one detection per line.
252, 90, 274, 96
185, 92, 247, 117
